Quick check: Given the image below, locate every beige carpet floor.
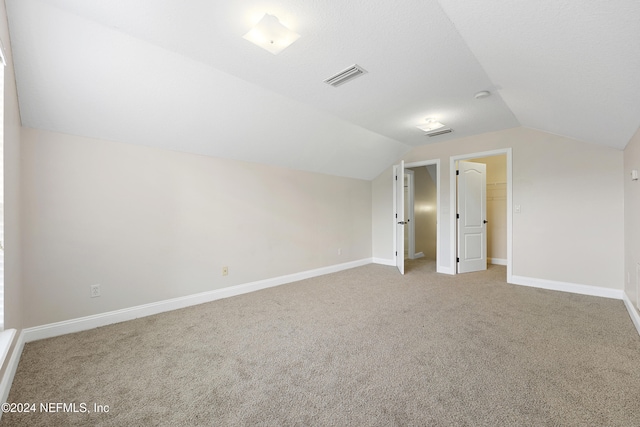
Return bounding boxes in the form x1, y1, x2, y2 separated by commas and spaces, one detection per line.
3, 259, 640, 426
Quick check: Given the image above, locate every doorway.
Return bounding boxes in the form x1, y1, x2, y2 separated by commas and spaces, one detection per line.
450, 149, 512, 280
405, 164, 438, 262
394, 160, 441, 274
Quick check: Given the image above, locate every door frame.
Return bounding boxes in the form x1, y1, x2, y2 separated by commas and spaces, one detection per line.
449, 149, 512, 281
394, 159, 441, 272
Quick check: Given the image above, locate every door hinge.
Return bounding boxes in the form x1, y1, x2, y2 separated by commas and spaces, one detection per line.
456, 170, 459, 175
456, 213, 459, 219
395, 213, 398, 218
396, 251, 398, 256
395, 175, 398, 181
457, 257, 460, 263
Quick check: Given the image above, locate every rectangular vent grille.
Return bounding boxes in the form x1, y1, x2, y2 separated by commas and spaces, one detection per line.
426, 128, 453, 137
324, 64, 367, 87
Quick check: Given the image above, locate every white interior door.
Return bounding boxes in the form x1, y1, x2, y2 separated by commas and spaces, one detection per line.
395, 161, 405, 274
457, 161, 487, 273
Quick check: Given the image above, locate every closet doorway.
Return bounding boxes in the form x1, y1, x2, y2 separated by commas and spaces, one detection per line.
450, 149, 512, 280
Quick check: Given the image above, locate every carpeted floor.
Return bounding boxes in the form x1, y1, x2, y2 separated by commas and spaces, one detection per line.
3, 259, 640, 426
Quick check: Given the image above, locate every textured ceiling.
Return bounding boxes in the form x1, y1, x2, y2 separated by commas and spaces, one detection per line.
5, 0, 640, 180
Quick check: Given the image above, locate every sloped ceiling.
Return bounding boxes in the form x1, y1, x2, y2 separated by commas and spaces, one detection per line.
5, 0, 640, 180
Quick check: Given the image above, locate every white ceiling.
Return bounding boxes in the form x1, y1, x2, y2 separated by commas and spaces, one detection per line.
5, 0, 640, 180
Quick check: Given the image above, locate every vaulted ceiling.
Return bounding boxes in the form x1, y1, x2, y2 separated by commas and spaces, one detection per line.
6, 0, 640, 180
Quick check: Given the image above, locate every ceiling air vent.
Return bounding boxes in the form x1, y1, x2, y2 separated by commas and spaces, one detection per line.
324, 64, 367, 87
426, 128, 453, 137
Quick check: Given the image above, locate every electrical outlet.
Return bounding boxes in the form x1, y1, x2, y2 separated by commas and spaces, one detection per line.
90, 284, 101, 298
222, 266, 228, 276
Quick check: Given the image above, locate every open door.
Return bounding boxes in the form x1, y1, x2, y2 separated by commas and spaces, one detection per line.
395, 161, 405, 274
457, 161, 487, 273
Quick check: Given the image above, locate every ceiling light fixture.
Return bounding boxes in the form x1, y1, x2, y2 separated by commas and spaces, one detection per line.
243, 13, 300, 55
416, 118, 445, 132
474, 90, 491, 99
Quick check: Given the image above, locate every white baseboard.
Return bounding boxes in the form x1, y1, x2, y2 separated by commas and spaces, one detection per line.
0, 329, 16, 372
23, 258, 372, 343
372, 257, 395, 266
414, 252, 425, 259
510, 275, 623, 300
489, 258, 507, 266
623, 292, 640, 337
0, 330, 25, 409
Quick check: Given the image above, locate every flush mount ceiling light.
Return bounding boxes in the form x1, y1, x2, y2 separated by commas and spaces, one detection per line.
243, 13, 300, 55
416, 118, 445, 132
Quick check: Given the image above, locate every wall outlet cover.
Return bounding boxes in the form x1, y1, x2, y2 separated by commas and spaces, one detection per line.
90, 284, 101, 298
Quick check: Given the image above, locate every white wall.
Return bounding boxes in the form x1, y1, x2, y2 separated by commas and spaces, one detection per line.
21, 128, 372, 327
372, 167, 393, 263
1, 0, 23, 378
1, 0, 20, 331
624, 127, 640, 313
373, 127, 624, 290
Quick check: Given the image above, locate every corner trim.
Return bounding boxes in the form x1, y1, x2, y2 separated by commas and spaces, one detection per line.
623, 292, 640, 337
0, 330, 25, 408
510, 275, 623, 300
23, 258, 372, 343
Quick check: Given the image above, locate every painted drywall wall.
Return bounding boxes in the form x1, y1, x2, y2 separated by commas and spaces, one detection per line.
21, 128, 372, 327
469, 155, 507, 262
411, 166, 436, 259
373, 127, 624, 289
1, 0, 21, 331
372, 166, 393, 263
624, 127, 640, 314
1, 0, 23, 380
